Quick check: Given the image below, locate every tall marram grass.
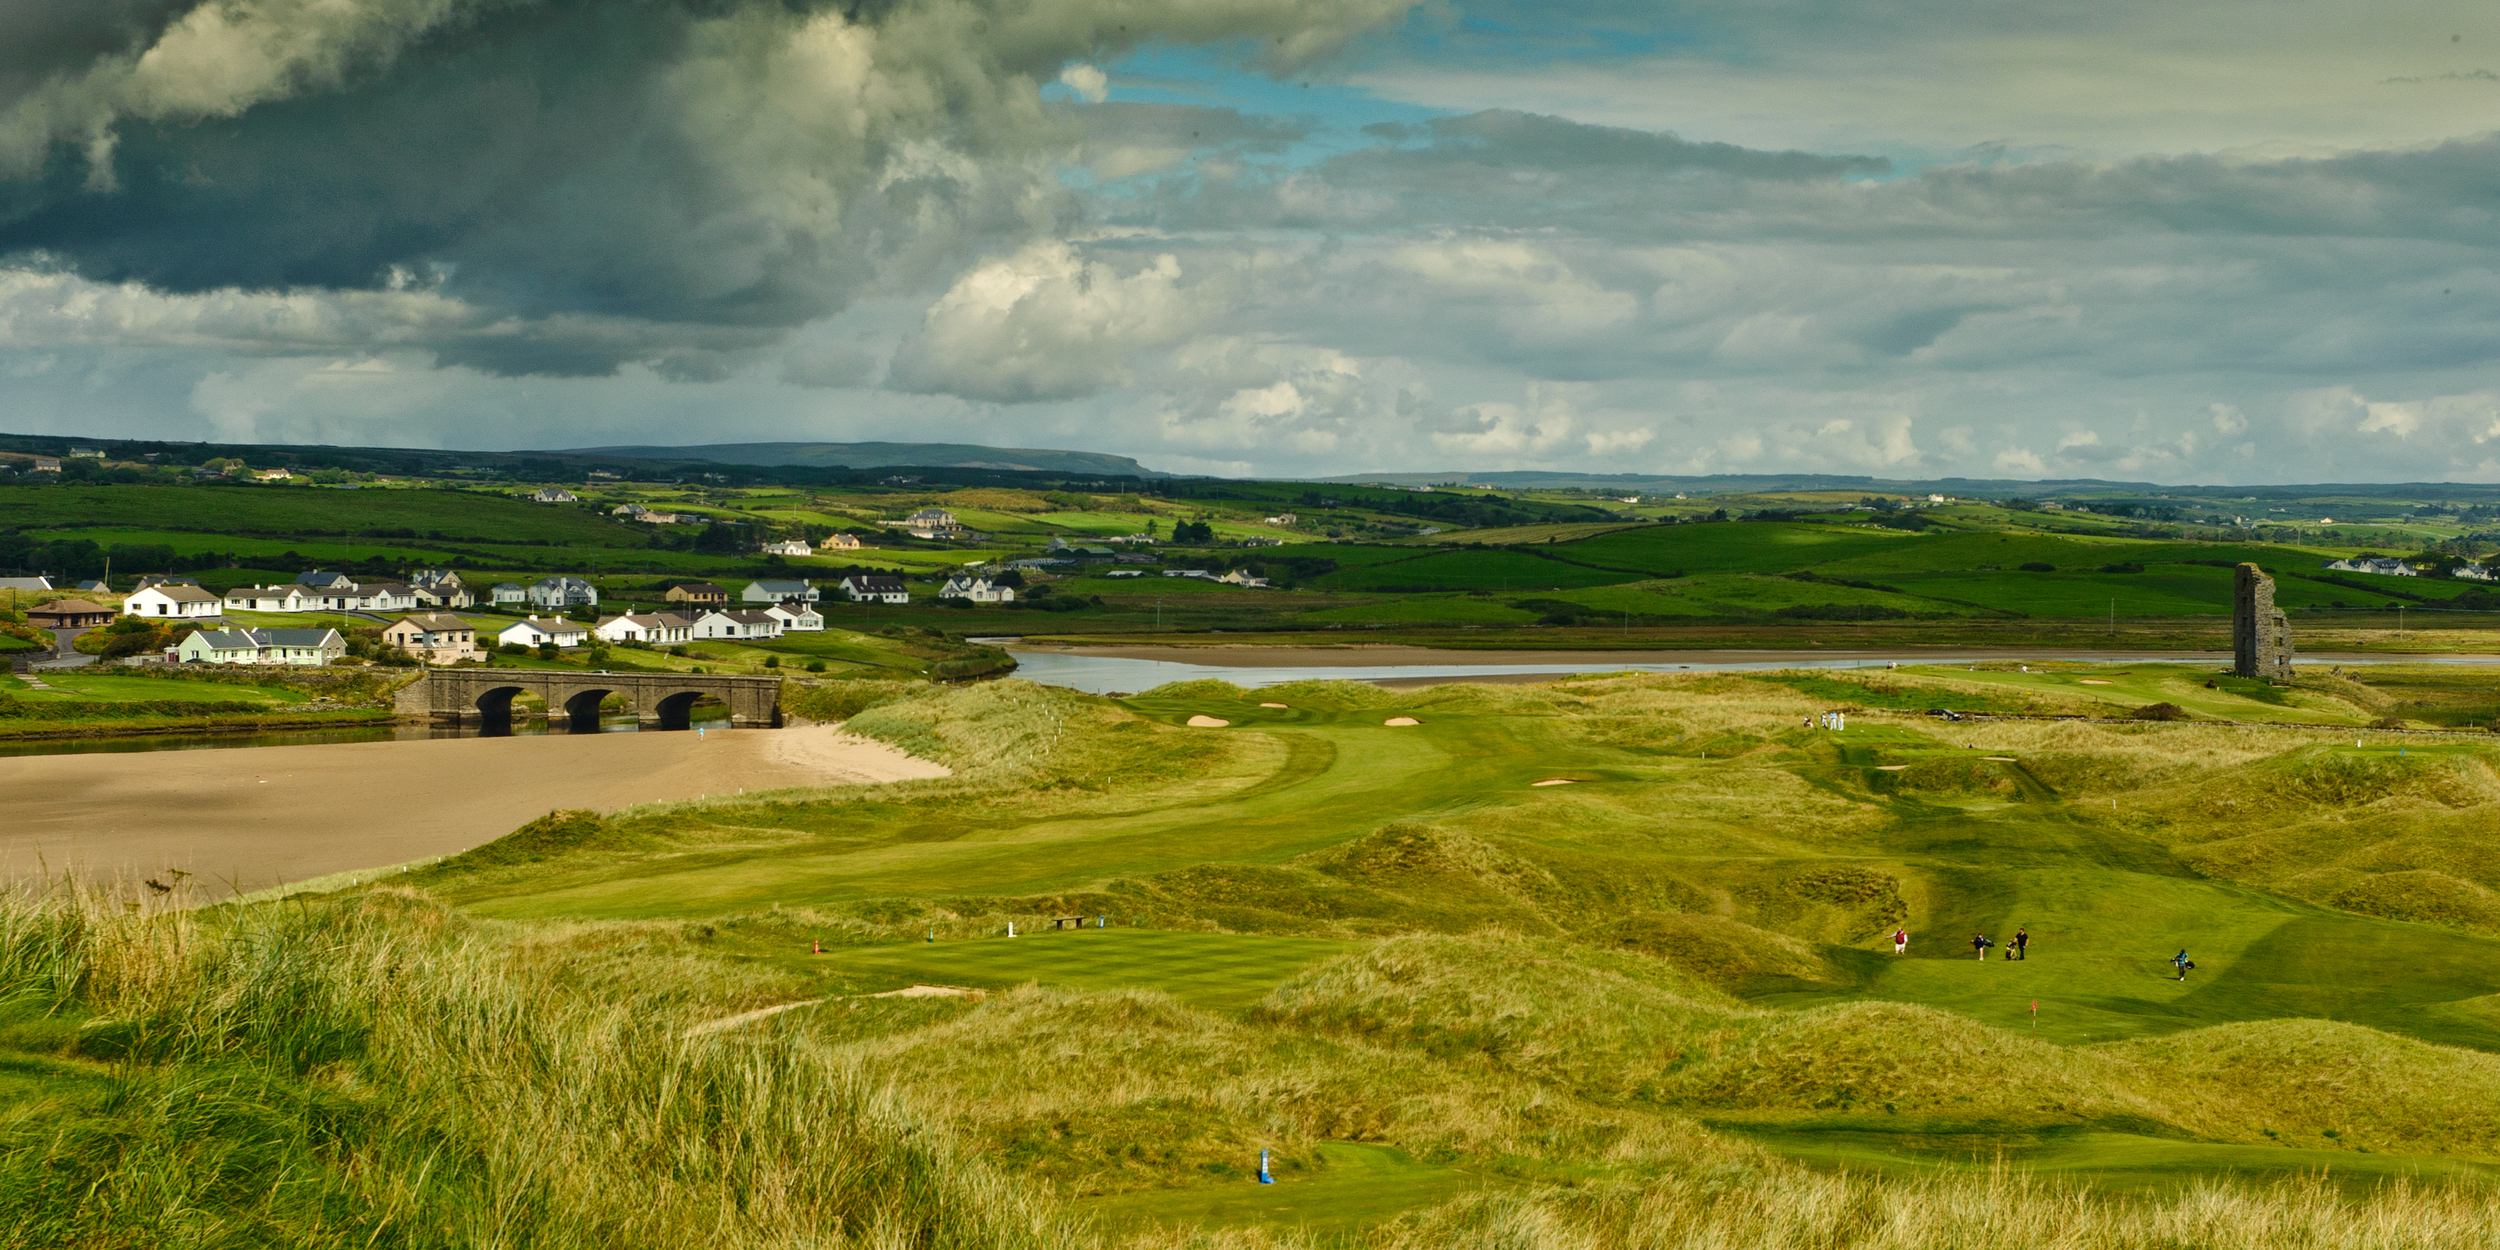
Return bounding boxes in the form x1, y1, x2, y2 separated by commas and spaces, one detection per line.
0, 883, 1078, 1250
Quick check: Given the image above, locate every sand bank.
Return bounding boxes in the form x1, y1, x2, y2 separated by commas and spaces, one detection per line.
1, 724, 946, 897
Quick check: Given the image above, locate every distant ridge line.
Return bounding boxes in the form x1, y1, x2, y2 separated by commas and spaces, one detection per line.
548, 441, 1168, 477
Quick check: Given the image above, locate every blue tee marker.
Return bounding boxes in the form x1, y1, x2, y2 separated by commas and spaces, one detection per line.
1258, 1149, 1273, 1184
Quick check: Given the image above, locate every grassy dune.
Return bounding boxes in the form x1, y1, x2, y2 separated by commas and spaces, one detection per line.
11, 666, 2500, 1244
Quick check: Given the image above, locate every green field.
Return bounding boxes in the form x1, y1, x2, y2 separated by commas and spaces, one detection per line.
15, 667, 2500, 1244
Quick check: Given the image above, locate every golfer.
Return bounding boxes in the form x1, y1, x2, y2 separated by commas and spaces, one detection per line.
1972, 932, 1991, 961
1892, 927, 1908, 955
2013, 928, 2029, 961
2172, 950, 2193, 981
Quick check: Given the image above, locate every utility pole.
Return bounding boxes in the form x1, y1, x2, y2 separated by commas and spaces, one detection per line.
2109, 598, 2115, 637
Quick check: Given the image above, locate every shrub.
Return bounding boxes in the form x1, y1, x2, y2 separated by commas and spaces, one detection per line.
763, 655, 781, 669
2132, 702, 2189, 721
805, 659, 827, 673
2372, 715, 2408, 729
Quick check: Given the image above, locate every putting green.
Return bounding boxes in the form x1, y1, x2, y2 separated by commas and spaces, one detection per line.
823, 928, 1354, 1011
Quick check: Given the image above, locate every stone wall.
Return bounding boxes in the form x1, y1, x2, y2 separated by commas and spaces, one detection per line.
2233, 563, 2294, 683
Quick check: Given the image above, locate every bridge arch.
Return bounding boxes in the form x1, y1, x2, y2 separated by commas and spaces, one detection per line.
398, 670, 784, 731
652, 690, 711, 731
559, 687, 621, 733
474, 684, 529, 734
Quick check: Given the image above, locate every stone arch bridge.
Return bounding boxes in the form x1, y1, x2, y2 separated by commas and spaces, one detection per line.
396, 670, 783, 732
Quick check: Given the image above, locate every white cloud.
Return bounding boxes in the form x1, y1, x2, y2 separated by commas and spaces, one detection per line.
1058, 63, 1110, 103
888, 243, 1212, 402
1995, 448, 2048, 475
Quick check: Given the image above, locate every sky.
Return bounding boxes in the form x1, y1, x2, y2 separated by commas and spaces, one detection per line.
1, 0, 2498, 483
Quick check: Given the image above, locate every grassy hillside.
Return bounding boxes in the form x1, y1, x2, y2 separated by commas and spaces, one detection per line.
14, 668, 2500, 1243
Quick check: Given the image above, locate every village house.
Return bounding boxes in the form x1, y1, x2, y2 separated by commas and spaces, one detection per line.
761, 538, 814, 557
836, 574, 909, 604
691, 608, 783, 640
490, 582, 528, 607
822, 532, 863, 551
592, 612, 693, 646
224, 584, 323, 613
531, 487, 580, 503
122, 583, 224, 620
73, 579, 110, 593
665, 581, 728, 608
68, 446, 103, 458
2324, 556, 2421, 577
742, 578, 817, 605
135, 574, 202, 590
764, 600, 825, 631
28, 599, 115, 629
897, 507, 964, 539
295, 570, 356, 590
498, 616, 589, 649
172, 627, 345, 667
2455, 563, 2495, 582
937, 576, 1014, 603
1216, 569, 1271, 588
382, 614, 480, 664
0, 576, 54, 592
527, 576, 599, 609
31, 457, 60, 472
321, 582, 418, 613
1263, 513, 1298, 526
632, 510, 683, 524
410, 580, 475, 609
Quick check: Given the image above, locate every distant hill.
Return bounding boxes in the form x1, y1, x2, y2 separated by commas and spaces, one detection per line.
1318, 471, 2174, 497
550, 441, 1168, 477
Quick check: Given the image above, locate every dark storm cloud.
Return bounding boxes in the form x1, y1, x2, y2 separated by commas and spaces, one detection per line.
0, 0, 1413, 375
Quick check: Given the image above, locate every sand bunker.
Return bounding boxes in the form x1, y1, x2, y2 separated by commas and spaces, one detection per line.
0, 723, 947, 899
1259, 702, 1288, 709
1982, 756, 2017, 762
1875, 764, 1909, 771
1187, 715, 1231, 727
1531, 778, 1577, 787
2078, 679, 2114, 685
869, 984, 975, 999
1384, 716, 1421, 726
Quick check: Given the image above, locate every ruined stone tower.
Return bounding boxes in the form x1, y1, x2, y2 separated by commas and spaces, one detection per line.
2233, 563, 2293, 683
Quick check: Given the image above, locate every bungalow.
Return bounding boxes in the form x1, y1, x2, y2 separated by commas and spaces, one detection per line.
531, 487, 580, 503
1216, 570, 1271, 588
836, 574, 908, 604
490, 582, 528, 607
937, 576, 1014, 604
594, 612, 693, 645
632, 510, 684, 524
527, 576, 599, 609
382, 614, 480, 664
410, 581, 475, 609
0, 576, 52, 592
135, 574, 201, 590
224, 584, 323, 613
762, 538, 814, 557
691, 609, 783, 640
1263, 513, 1298, 526
2324, 557, 2420, 577
765, 600, 825, 631
31, 457, 60, 472
172, 627, 344, 667
73, 579, 110, 592
409, 569, 464, 592
295, 570, 356, 590
665, 581, 728, 608
320, 582, 418, 613
122, 583, 224, 620
499, 616, 589, 649
1162, 569, 1214, 579
823, 532, 863, 551
28, 599, 114, 629
1104, 570, 1148, 579
2456, 563, 2495, 582
741, 578, 818, 605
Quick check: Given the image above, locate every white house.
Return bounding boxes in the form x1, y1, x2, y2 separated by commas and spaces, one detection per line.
2456, 563, 2495, 582
691, 609, 783, 640
765, 600, 825, 631
381, 614, 480, 664
762, 538, 814, 557
2324, 557, 2420, 577
499, 616, 589, 648
527, 576, 599, 609
897, 507, 961, 538
1216, 570, 1270, 588
224, 584, 322, 613
123, 583, 224, 620
531, 487, 579, 503
171, 627, 344, 666
295, 570, 356, 590
836, 574, 908, 604
490, 582, 527, 607
938, 576, 1014, 603
742, 578, 817, 604
1163, 569, 1213, 579
594, 612, 693, 645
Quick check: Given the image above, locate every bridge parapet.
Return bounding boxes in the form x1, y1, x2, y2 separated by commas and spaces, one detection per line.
396, 669, 783, 730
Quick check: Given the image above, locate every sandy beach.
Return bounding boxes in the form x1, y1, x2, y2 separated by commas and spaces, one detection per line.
1012, 643, 2242, 667
1, 725, 947, 897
